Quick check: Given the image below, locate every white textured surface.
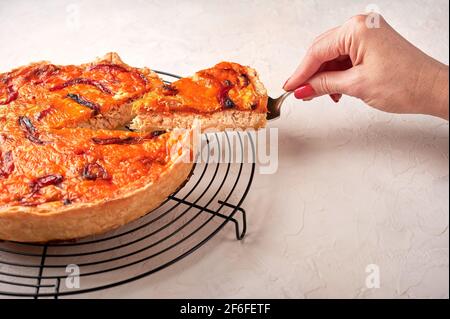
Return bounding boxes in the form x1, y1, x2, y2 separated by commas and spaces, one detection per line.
0, 0, 448, 299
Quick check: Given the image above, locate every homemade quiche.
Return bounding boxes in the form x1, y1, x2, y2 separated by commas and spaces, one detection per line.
0, 53, 267, 242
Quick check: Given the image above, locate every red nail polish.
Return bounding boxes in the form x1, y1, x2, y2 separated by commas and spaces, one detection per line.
294, 84, 316, 99
330, 94, 342, 103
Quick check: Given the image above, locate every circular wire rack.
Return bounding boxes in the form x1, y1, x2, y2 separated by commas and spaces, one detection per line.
0, 70, 256, 298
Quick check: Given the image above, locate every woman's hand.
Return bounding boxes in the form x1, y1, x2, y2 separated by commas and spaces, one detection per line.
284, 15, 449, 120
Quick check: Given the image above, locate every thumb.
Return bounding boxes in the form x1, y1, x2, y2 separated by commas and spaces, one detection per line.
294, 69, 358, 99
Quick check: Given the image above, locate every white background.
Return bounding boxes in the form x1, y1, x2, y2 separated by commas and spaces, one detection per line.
0, 0, 448, 298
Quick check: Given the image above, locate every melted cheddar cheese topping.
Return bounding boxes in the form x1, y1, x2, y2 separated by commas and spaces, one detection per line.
133, 62, 267, 115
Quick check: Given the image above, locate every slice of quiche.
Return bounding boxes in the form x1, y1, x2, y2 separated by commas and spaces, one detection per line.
131, 62, 268, 132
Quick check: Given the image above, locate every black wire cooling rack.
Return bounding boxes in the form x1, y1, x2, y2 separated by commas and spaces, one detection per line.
0, 70, 256, 298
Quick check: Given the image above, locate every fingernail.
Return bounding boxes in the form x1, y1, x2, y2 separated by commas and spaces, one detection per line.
283, 77, 291, 90
330, 94, 342, 103
294, 84, 316, 99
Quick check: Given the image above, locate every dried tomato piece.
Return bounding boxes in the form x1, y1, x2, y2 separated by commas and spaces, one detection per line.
0, 151, 14, 178
239, 73, 250, 87
35, 174, 64, 187
222, 98, 235, 109
18, 116, 37, 135
223, 80, 233, 87
18, 116, 45, 145
0, 134, 7, 143
50, 78, 112, 95
67, 93, 101, 115
27, 64, 60, 84
148, 130, 166, 138
136, 72, 148, 85
162, 84, 179, 96
89, 63, 129, 73
35, 107, 54, 121
218, 85, 235, 109
30, 174, 64, 193
0, 85, 18, 105
82, 163, 111, 181
92, 136, 140, 145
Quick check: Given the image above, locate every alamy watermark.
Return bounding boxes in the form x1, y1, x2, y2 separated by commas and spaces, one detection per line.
365, 264, 381, 289
66, 3, 81, 31
365, 4, 381, 29
165, 124, 279, 175
65, 264, 80, 289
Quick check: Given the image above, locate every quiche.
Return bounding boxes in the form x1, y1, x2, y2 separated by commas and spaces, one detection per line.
0, 53, 267, 242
